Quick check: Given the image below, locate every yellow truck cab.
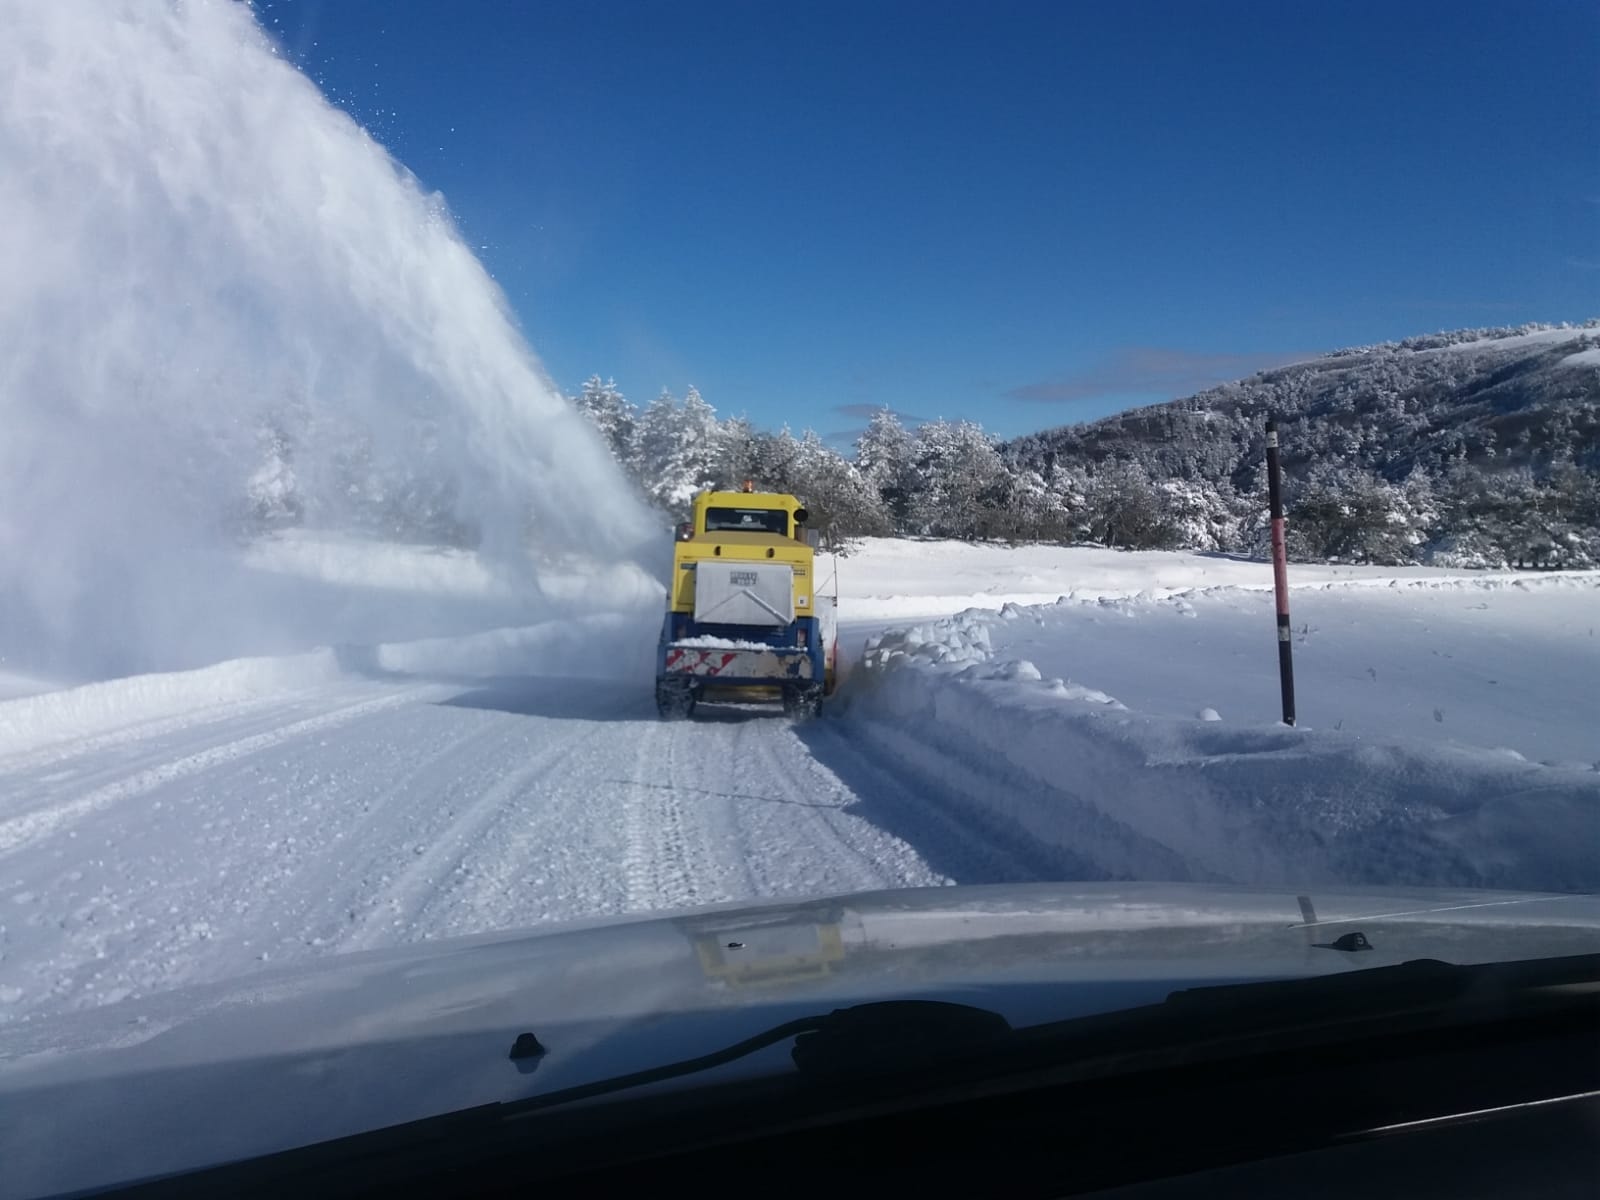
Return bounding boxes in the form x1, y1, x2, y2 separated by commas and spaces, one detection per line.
656, 485, 837, 720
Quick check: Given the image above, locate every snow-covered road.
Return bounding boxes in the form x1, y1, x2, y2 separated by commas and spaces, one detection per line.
4, 539, 1596, 1031
0, 671, 1010, 1024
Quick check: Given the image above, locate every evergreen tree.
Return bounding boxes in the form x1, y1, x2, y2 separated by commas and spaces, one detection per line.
790, 430, 893, 544
1083, 461, 1177, 550
634, 389, 716, 515
909, 419, 1010, 539
710, 415, 758, 489
854, 408, 919, 529
1287, 468, 1425, 564
573, 376, 636, 464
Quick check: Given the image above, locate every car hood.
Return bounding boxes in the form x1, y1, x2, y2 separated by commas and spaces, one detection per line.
2, 881, 1597, 1197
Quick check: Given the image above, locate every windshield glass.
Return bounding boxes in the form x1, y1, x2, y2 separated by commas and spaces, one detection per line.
0, 1, 1596, 1197
704, 506, 790, 535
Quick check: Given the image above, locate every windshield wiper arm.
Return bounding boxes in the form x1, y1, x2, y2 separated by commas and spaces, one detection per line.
505, 954, 1598, 1118
506, 1000, 1012, 1114
507, 1015, 822, 1114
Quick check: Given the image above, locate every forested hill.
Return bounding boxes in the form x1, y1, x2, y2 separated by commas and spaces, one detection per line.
1006, 323, 1600, 487
241, 322, 1600, 569
1001, 322, 1600, 567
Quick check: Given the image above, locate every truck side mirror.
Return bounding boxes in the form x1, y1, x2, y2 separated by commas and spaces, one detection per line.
793, 508, 809, 524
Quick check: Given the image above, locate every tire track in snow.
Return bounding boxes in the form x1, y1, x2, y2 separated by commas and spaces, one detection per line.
341, 721, 607, 951
619, 704, 948, 906
0, 688, 380, 820
407, 731, 638, 936
0, 683, 378, 774
220, 713, 542, 959
1, 677, 1013, 1028
734, 718, 946, 896
0, 694, 502, 1022
0, 686, 441, 858
620, 716, 738, 913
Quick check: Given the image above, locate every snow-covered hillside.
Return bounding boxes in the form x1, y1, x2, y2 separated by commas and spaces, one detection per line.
1005, 320, 1600, 565
566, 321, 1600, 569
1, 537, 1594, 1031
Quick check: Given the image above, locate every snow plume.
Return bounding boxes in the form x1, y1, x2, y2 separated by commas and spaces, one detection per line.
0, 0, 661, 680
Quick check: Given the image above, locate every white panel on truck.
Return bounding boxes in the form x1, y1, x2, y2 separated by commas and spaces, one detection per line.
817, 594, 838, 670
693, 561, 795, 627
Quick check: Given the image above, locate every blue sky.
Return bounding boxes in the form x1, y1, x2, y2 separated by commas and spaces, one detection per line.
257, 0, 1598, 444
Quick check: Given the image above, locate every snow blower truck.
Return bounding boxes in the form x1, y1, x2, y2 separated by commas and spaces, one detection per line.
655, 484, 838, 720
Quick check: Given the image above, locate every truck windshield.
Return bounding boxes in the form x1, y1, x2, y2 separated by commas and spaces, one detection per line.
704, 507, 789, 535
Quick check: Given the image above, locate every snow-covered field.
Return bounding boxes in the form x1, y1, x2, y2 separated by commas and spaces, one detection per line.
830, 536, 1528, 620
0, 536, 1595, 1030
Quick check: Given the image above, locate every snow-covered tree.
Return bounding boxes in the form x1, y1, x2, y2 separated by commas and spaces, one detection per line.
678, 386, 721, 493
1156, 477, 1240, 551
908, 419, 1012, 539
632, 387, 721, 516
556, 316, 1599, 561
854, 408, 919, 528
710, 415, 758, 489
1083, 461, 1178, 550
573, 376, 636, 464
788, 430, 892, 544
1287, 468, 1427, 564
1003, 465, 1085, 544
243, 419, 303, 533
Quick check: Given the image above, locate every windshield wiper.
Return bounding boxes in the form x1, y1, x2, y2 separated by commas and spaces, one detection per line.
504, 1000, 1012, 1114
503, 953, 1599, 1116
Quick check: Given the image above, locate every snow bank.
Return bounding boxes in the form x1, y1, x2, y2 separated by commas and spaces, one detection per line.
0, 651, 345, 758
842, 603, 1600, 894
0, 603, 663, 758
374, 613, 659, 682
0, 672, 59, 703
832, 538, 1559, 622
980, 574, 1599, 764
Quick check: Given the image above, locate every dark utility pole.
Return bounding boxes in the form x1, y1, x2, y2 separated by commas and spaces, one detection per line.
1266, 418, 1296, 726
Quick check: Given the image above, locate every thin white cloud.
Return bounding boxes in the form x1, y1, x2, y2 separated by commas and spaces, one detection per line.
1007, 346, 1318, 405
